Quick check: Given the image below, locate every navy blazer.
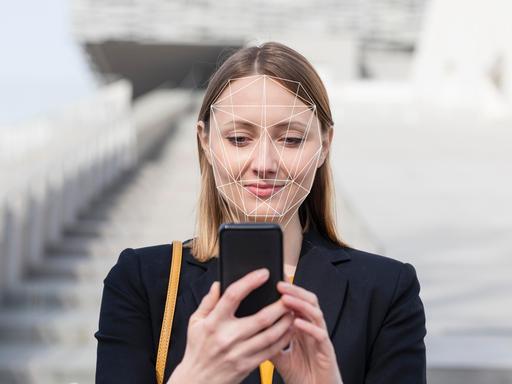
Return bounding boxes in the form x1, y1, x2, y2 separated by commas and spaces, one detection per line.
95, 226, 427, 384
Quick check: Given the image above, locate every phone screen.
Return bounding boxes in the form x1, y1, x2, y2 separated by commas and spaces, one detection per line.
219, 223, 283, 317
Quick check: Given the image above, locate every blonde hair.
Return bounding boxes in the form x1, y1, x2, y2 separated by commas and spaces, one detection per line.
187, 42, 347, 261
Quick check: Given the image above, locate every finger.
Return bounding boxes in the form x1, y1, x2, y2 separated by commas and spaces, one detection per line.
193, 281, 220, 318
269, 330, 296, 367
236, 298, 291, 338
280, 338, 293, 354
281, 294, 326, 328
277, 281, 318, 306
235, 312, 294, 358
249, 324, 295, 365
293, 317, 329, 345
211, 268, 269, 320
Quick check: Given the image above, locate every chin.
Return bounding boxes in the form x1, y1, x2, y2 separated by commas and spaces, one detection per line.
226, 197, 299, 222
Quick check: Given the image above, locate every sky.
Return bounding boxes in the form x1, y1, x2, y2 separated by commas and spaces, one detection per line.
0, 0, 96, 127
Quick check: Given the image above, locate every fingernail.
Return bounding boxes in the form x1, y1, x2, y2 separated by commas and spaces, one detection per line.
282, 340, 293, 353
257, 268, 269, 278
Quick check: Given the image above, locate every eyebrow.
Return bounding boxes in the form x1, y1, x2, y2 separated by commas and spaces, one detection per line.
223, 120, 307, 129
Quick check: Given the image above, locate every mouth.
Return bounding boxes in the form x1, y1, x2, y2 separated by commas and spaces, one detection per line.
243, 182, 285, 198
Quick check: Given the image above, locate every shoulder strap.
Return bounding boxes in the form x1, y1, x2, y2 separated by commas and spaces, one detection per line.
156, 240, 183, 384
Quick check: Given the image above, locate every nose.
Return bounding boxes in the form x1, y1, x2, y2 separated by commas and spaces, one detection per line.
250, 133, 279, 179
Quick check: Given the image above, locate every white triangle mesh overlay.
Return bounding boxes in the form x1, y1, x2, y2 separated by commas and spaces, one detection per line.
208, 74, 323, 229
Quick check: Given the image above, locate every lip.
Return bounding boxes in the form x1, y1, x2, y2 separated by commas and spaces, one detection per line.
244, 183, 284, 198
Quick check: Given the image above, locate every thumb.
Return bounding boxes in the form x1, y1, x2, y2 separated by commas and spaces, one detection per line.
194, 281, 220, 318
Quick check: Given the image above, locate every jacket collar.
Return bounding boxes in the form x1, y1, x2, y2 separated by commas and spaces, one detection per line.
186, 225, 351, 337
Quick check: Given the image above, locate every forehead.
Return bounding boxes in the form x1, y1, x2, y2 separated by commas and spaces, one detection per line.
211, 75, 316, 127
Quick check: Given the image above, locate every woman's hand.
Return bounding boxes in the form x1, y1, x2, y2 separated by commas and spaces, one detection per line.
168, 268, 295, 384
270, 281, 344, 384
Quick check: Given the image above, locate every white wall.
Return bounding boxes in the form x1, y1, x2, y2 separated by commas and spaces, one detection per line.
412, 0, 512, 117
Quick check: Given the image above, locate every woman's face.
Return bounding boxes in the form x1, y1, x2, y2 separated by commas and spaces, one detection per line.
199, 74, 331, 226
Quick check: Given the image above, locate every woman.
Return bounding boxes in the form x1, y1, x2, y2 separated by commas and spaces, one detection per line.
95, 42, 427, 384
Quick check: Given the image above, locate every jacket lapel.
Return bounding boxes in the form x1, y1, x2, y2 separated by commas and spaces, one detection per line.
292, 227, 351, 338
187, 256, 219, 306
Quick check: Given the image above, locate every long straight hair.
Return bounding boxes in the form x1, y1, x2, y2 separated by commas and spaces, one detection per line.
188, 42, 347, 261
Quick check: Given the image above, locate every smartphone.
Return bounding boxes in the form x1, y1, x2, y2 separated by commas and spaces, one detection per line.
219, 223, 283, 318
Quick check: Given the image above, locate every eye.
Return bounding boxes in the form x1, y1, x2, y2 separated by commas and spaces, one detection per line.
227, 136, 249, 146
282, 137, 304, 146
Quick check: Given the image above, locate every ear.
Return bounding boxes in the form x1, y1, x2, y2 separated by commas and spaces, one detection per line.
317, 124, 334, 168
197, 120, 212, 164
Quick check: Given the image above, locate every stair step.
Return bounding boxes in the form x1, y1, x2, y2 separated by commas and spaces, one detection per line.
64, 218, 108, 236
0, 308, 98, 345
0, 343, 95, 384
428, 366, 512, 384
426, 335, 512, 383
3, 279, 104, 309
66, 220, 185, 240
27, 255, 114, 280
47, 232, 175, 256
47, 235, 127, 256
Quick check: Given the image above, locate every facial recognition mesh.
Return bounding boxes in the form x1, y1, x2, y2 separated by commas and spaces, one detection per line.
208, 75, 323, 229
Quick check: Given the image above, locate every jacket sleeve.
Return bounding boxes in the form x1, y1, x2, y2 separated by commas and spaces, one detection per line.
95, 248, 157, 384
365, 262, 427, 384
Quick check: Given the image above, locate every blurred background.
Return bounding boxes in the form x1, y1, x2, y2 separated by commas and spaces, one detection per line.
1, 0, 511, 383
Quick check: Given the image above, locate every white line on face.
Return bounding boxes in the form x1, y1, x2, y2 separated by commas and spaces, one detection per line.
209, 75, 322, 228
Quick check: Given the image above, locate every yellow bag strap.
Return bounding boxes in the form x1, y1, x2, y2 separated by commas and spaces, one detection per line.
156, 240, 183, 384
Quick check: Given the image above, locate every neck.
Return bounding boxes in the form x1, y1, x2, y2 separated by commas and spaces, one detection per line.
282, 212, 302, 278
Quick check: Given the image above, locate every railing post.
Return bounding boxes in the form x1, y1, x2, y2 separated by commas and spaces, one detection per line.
25, 181, 47, 269
2, 196, 27, 290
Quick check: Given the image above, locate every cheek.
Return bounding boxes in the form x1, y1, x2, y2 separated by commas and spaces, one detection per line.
283, 145, 322, 180
210, 141, 250, 180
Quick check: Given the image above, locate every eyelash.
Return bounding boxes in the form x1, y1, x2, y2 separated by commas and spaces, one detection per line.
283, 137, 304, 146
227, 136, 249, 146
227, 136, 304, 147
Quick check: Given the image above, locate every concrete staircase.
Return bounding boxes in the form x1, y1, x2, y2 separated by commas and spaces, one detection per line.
0, 113, 200, 384
0, 99, 381, 383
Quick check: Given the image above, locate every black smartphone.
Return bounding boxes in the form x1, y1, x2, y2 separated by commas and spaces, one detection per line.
219, 222, 283, 318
